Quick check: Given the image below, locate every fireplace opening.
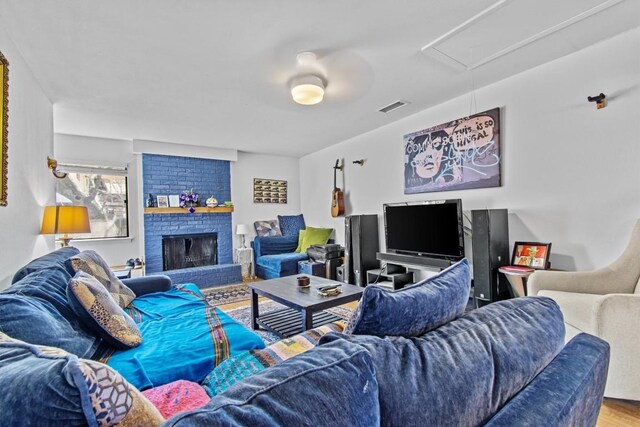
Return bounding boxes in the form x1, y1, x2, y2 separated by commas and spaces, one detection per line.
162, 232, 218, 271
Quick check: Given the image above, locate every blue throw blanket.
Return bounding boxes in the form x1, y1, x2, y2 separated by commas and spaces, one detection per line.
100, 284, 264, 390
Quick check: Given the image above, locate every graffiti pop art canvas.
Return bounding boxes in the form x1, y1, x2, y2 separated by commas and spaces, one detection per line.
404, 107, 501, 194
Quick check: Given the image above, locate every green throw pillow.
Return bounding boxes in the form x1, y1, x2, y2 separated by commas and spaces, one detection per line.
295, 230, 307, 253
297, 227, 332, 253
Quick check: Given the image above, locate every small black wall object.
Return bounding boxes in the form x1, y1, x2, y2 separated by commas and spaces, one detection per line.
587, 93, 606, 109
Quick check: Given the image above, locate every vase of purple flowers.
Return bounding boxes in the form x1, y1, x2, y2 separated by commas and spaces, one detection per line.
180, 189, 199, 213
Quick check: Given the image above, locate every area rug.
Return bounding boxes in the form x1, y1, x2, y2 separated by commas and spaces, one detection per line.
202, 283, 251, 307
222, 300, 354, 346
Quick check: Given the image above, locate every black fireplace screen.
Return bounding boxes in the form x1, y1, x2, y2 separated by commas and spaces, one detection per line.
162, 232, 218, 271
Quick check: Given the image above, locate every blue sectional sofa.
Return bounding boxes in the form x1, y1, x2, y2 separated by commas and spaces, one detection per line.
0, 247, 264, 391
0, 249, 610, 426
165, 297, 610, 427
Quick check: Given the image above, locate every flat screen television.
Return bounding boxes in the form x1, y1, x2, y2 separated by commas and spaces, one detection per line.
383, 199, 465, 260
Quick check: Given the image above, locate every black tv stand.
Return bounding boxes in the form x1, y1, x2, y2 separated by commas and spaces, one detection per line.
376, 252, 454, 270
365, 252, 455, 290
366, 264, 414, 290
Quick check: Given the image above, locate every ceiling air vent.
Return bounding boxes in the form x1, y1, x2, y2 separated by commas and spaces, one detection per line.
379, 100, 408, 113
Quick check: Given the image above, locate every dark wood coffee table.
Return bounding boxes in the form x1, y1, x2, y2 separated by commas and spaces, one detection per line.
248, 276, 363, 338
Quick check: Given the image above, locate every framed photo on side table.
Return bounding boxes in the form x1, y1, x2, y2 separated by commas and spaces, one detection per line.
511, 242, 552, 270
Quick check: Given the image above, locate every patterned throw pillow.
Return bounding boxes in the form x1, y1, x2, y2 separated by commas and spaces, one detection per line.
0, 332, 164, 427
68, 250, 136, 308
202, 322, 344, 397
277, 214, 306, 237
254, 220, 282, 237
67, 272, 142, 349
79, 359, 165, 426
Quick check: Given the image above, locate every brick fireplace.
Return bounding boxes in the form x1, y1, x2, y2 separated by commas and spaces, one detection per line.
162, 232, 218, 271
142, 153, 240, 287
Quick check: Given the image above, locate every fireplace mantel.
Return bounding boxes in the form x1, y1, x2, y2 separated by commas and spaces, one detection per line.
144, 207, 234, 214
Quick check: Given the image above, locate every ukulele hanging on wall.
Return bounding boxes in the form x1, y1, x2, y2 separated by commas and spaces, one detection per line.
331, 159, 345, 217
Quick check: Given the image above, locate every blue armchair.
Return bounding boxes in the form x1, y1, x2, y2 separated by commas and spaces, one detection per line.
252, 236, 308, 279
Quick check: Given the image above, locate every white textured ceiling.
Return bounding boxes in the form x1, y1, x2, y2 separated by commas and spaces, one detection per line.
0, 0, 638, 157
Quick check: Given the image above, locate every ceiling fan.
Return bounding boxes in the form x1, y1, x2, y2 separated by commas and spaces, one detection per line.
260, 45, 375, 108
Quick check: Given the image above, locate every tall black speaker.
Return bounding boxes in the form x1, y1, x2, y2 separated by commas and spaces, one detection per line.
472, 209, 510, 306
344, 214, 379, 287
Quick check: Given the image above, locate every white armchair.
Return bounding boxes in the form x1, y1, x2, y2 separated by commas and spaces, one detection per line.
528, 220, 640, 400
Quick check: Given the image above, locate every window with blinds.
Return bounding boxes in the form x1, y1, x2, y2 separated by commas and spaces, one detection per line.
55, 164, 129, 240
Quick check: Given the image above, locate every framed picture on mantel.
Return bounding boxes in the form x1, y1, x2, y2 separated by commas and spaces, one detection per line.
156, 195, 169, 208
168, 195, 181, 207
0, 51, 9, 207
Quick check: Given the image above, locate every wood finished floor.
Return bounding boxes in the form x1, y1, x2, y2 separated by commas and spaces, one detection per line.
598, 399, 640, 426
216, 298, 639, 425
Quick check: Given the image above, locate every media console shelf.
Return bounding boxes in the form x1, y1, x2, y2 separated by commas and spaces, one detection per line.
366, 264, 413, 290
376, 252, 454, 269
366, 252, 457, 290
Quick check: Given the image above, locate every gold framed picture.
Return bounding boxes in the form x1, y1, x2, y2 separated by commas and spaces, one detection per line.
0, 51, 8, 207
156, 195, 169, 208
253, 178, 287, 204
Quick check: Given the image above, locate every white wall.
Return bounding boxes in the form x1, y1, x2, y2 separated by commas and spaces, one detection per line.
132, 139, 237, 162
53, 134, 143, 266
300, 29, 640, 271
52, 135, 301, 260
0, 27, 55, 288
231, 152, 301, 247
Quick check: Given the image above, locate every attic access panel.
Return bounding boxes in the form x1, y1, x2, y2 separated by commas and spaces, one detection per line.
422, 0, 624, 70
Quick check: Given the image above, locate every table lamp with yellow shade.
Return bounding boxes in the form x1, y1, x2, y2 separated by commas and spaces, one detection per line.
40, 205, 91, 247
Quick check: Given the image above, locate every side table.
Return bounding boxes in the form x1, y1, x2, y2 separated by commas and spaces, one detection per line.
498, 266, 535, 297
112, 267, 132, 280
110, 264, 145, 280
235, 247, 254, 279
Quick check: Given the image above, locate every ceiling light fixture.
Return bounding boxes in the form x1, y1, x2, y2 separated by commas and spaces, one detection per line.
290, 52, 325, 106
290, 75, 325, 105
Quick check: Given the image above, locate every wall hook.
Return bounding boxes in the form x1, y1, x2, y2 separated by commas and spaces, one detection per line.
353, 159, 365, 166
47, 156, 68, 179
587, 93, 606, 109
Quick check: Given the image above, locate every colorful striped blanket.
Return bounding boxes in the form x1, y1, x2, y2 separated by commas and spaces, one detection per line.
98, 283, 265, 390
202, 322, 345, 397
